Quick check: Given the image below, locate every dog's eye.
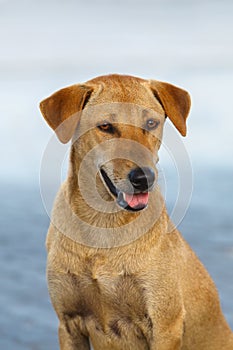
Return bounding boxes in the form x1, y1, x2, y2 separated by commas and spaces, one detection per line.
97, 122, 114, 134
146, 118, 160, 130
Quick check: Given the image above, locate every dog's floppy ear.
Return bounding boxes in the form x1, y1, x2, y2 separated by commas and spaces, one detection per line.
148, 80, 191, 136
39, 84, 93, 143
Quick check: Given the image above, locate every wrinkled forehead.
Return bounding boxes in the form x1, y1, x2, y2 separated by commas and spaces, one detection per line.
86, 74, 160, 106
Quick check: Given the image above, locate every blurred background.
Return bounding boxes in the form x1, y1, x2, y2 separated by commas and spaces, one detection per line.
0, 0, 232, 348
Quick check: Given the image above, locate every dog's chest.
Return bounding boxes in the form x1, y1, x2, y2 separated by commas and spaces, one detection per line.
61, 261, 153, 348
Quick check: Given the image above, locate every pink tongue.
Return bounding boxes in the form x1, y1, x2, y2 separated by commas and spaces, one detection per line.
124, 193, 149, 208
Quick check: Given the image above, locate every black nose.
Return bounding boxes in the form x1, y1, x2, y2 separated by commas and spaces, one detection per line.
128, 167, 155, 192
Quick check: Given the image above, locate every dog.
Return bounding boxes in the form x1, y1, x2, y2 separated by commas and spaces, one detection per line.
40, 74, 233, 349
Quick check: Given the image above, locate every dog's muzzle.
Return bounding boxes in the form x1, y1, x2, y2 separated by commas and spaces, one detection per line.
100, 167, 156, 212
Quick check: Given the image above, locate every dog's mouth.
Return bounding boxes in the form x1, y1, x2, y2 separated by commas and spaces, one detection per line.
100, 169, 149, 212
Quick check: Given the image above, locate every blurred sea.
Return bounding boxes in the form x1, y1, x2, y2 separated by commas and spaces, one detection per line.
0, 0, 233, 349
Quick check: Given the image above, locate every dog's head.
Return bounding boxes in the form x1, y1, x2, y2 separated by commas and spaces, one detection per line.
40, 74, 190, 212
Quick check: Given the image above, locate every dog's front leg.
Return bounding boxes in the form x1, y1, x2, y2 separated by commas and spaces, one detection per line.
58, 322, 90, 350
149, 309, 185, 350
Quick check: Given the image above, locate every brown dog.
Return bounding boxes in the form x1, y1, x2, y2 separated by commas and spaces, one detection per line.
40, 74, 233, 350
